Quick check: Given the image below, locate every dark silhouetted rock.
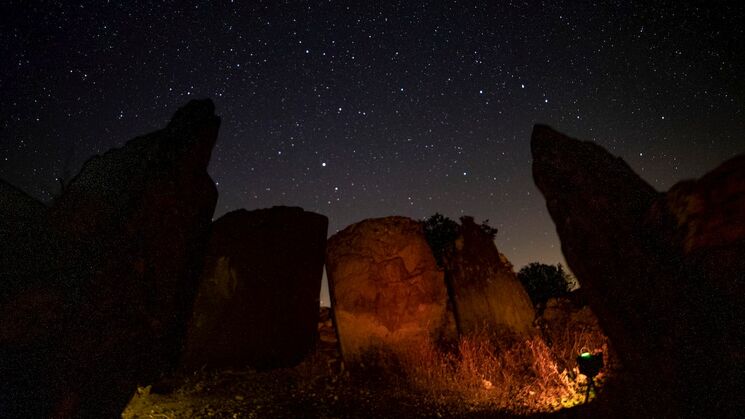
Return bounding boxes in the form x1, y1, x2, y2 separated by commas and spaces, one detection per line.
442, 216, 535, 336
0, 100, 219, 418
183, 206, 328, 370
326, 217, 452, 363
531, 124, 744, 417
656, 155, 745, 301
316, 306, 342, 372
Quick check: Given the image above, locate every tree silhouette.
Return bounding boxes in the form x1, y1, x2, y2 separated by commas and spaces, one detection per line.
517, 262, 573, 314
421, 213, 459, 267
421, 213, 499, 267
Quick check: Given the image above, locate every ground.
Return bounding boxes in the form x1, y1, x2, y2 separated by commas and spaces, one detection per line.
122, 308, 608, 418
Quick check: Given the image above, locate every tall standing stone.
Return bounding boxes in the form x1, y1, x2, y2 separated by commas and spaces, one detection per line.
0, 100, 219, 418
531, 124, 744, 417
183, 206, 328, 370
326, 217, 451, 363
442, 217, 535, 336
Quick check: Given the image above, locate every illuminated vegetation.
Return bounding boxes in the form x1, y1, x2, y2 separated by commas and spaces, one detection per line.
390, 327, 612, 414
125, 303, 614, 417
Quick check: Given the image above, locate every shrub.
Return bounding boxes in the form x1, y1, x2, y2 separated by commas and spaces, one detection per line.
517, 263, 573, 313
421, 214, 499, 267
394, 329, 610, 414
421, 213, 460, 267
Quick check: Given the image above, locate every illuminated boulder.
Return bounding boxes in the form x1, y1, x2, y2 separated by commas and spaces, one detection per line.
326, 217, 452, 363
531, 124, 744, 417
183, 206, 328, 370
441, 216, 535, 337
0, 100, 219, 417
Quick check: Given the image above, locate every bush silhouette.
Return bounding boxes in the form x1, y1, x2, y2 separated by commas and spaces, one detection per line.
421, 213, 460, 267
517, 263, 573, 314
421, 213, 498, 267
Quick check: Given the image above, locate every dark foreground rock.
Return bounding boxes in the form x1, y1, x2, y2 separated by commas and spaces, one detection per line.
326, 217, 452, 363
442, 216, 535, 337
531, 124, 744, 417
0, 100, 219, 417
183, 206, 328, 370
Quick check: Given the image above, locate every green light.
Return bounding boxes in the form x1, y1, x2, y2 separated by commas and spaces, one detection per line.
580, 352, 591, 358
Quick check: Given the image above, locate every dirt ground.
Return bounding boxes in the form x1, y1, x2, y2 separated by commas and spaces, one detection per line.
123, 366, 501, 418
122, 309, 603, 418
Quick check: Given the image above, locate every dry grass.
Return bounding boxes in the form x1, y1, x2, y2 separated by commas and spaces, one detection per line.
124, 304, 615, 417
370, 325, 615, 415
541, 316, 612, 372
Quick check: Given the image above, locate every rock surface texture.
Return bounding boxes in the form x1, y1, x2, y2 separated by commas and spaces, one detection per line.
442, 217, 535, 336
183, 206, 328, 370
0, 100, 219, 418
531, 124, 744, 417
326, 217, 451, 362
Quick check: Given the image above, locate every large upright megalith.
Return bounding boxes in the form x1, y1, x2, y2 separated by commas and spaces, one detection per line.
531, 124, 744, 417
441, 216, 535, 336
0, 100, 219, 418
326, 217, 451, 362
183, 206, 328, 370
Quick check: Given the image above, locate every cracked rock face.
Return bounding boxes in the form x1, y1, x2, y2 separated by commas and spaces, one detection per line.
442, 217, 535, 337
326, 217, 451, 362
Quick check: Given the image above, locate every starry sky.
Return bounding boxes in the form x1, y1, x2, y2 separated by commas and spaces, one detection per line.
2, 1, 743, 305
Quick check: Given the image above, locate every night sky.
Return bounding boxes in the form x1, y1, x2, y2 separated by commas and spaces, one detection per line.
2, 1, 743, 305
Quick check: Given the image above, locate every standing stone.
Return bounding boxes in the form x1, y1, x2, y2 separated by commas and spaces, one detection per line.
442, 217, 535, 336
326, 217, 451, 363
657, 155, 745, 301
531, 124, 744, 417
0, 100, 219, 418
183, 206, 328, 370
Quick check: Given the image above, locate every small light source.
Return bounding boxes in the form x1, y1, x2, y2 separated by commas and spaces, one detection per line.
577, 352, 603, 403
